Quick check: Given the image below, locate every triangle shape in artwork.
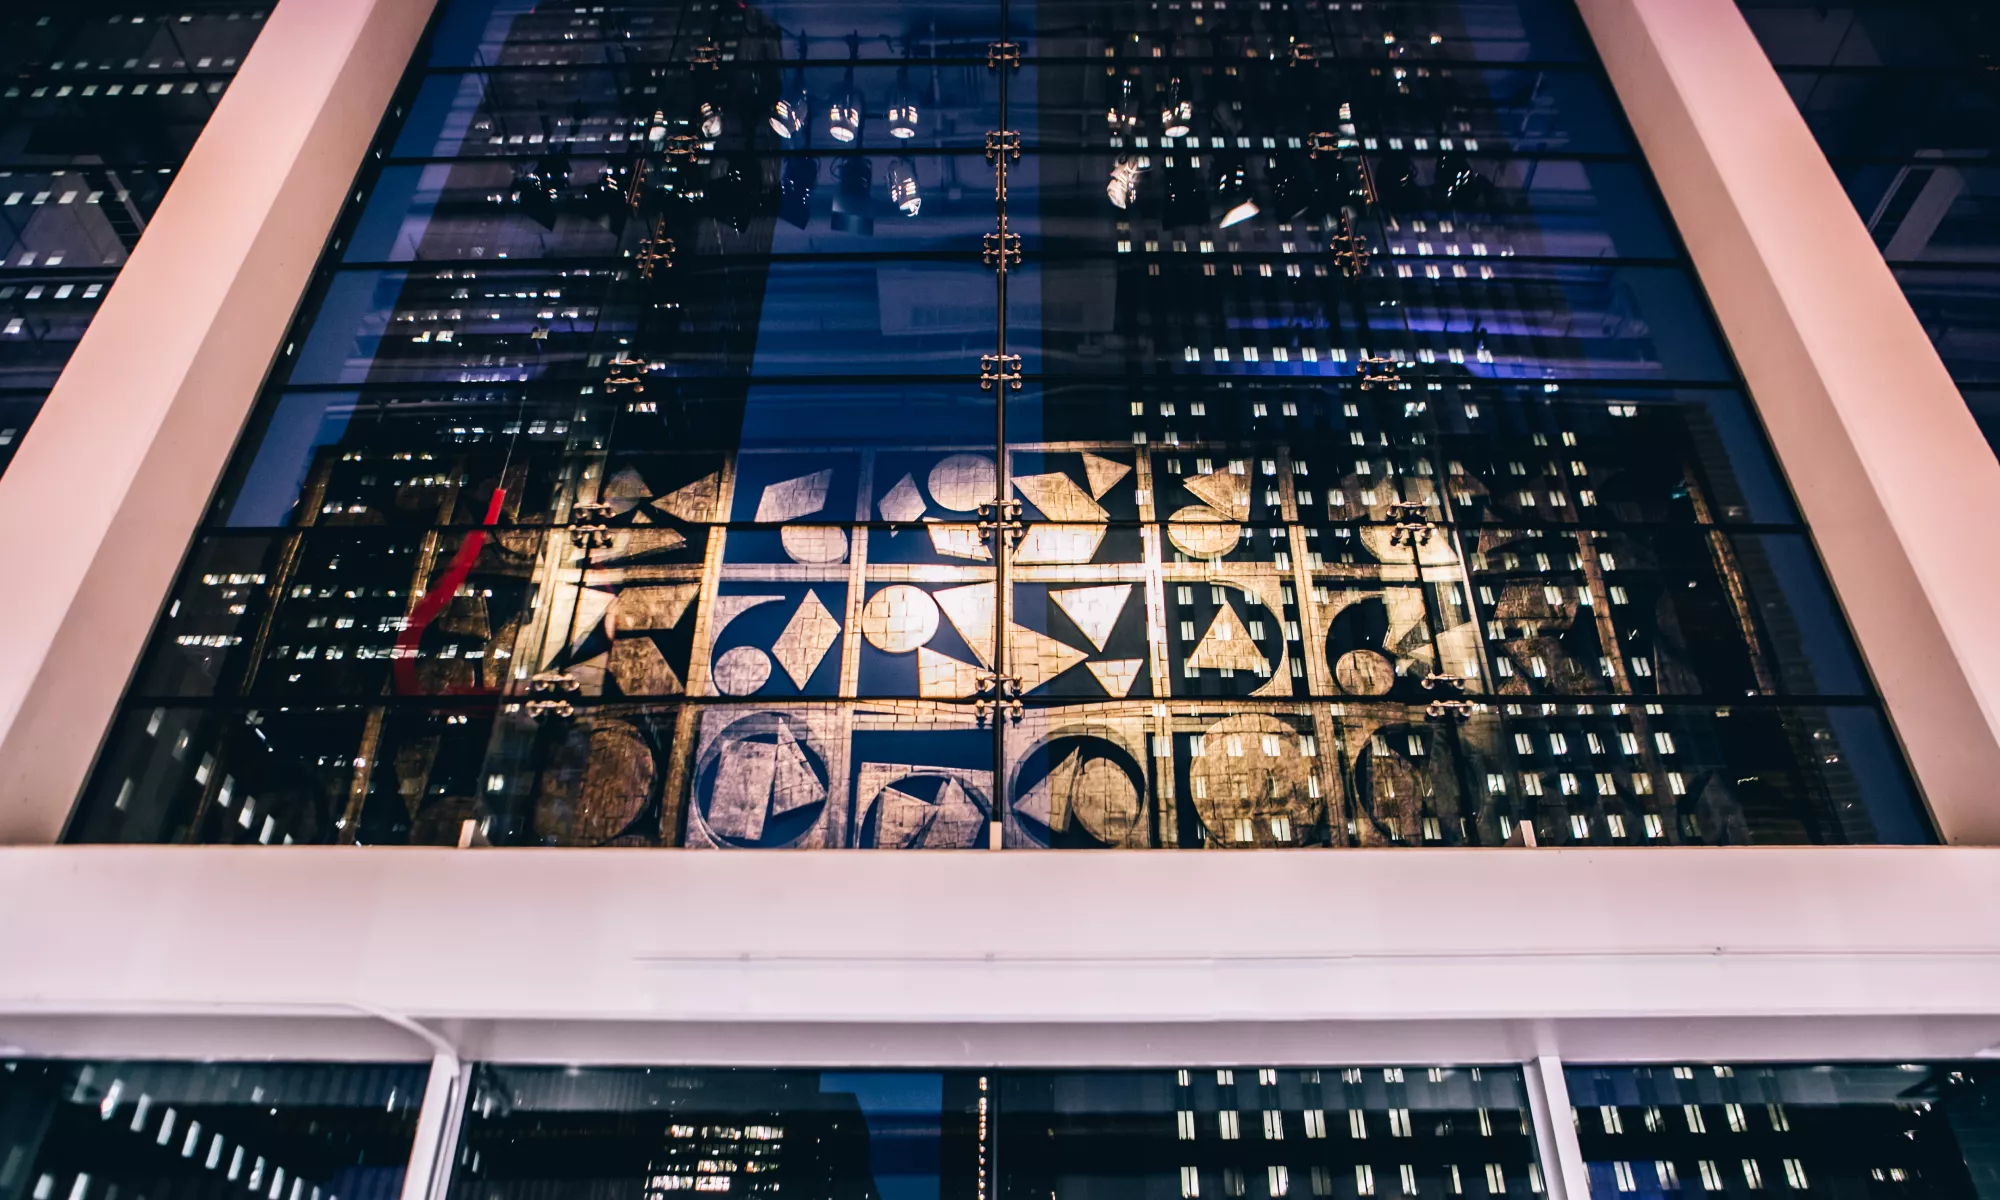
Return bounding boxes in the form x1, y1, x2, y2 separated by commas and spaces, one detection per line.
1080, 452, 1132, 500
878, 473, 927, 524
768, 722, 826, 817
1085, 658, 1143, 699
917, 646, 983, 699
565, 586, 616, 656
933, 583, 997, 667
1014, 748, 1078, 833
652, 473, 721, 523
1182, 469, 1252, 521
1013, 472, 1107, 523
1049, 584, 1132, 652
601, 465, 650, 505
1007, 623, 1091, 694
1186, 602, 1268, 673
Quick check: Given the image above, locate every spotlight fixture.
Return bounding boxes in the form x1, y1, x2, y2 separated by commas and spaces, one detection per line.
827, 33, 864, 144
887, 66, 919, 138
779, 154, 818, 229
831, 156, 875, 234
771, 34, 810, 138
888, 157, 921, 215
1106, 78, 1140, 136
1161, 76, 1193, 138
1106, 156, 1145, 210
697, 99, 723, 140
1213, 157, 1259, 227
1163, 157, 1207, 227
647, 109, 670, 144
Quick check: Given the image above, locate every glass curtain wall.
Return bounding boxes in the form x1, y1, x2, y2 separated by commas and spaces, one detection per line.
1567, 1062, 2000, 1199
1735, 0, 2000, 453
69, 0, 1927, 848
0, 1059, 429, 1200
446, 1065, 1545, 1200
0, 2, 275, 476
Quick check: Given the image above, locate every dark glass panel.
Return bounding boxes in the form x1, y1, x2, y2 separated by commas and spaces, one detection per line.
1015, 63, 1630, 155
1014, 0, 1591, 61
449, 1067, 982, 1200
1776, 70, 2000, 161
427, 0, 1002, 68
1888, 265, 2000, 384
1738, 0, 2000, 68
0, 169, 170, 269
1567, 1063, 2000, 1199
1004, 259, 1731, 382
998, 1067, 1543, 1200
1015, 153, 1674, 260
347, 154, 999, 263
0, 1059, 425, 1200
0, 271, 114, 388
392, 66, 1002, 160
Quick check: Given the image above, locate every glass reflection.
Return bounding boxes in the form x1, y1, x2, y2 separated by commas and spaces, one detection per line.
0, 1059, 427, 1200
72, 0, 1926, 846
0, 3, 270, 477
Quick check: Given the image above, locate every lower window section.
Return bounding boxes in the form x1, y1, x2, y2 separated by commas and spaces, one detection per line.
0, 1059, 429, 1200
73, 697, 1922, 849
1565, 1064, 2000, 1199
449, 1067, 1544, 1200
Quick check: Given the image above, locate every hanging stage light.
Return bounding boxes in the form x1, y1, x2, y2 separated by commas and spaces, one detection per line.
1213, 157, 1260, 227
1163, 157, 1208, 227
1106, 156, 1144, 210
888, 157, 922, 216
828, 33, 864, 144
887, 65, 919, 139
1160, 76, 1193, 138
779, 154, 817, 229
831, 156, 875, 234
1106, 77, 1140, 136
698, 99, 724, 140
647, 109, 670, 145
771, 34, 810, 138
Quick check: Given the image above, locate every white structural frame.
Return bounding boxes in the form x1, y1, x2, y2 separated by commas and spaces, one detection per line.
0, 0, 1999, 1197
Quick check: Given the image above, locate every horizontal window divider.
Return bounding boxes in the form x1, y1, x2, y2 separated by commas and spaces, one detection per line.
190, 517, 1821, 537
249, 376, 1758, 396
112, 691, 1891, 710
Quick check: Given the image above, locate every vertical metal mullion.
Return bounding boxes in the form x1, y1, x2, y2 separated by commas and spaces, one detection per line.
988, 6, 1015, 850
399, 1053, 466, 1200
1525, 1054, 1591, 1200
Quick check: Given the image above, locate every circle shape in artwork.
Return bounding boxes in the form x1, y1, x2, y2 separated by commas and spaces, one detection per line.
1334, 648, 1397, 696
1165, 505, 1243, 558
712, 645, 774, 695
780, 525, 849, 564
1009, 734, 1146, 847
1187, 714, 1314, 846
859, 584, 941, 654
927, 454, 998, 512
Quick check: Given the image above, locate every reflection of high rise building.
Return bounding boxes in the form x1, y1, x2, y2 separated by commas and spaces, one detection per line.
6, 3, 2000, 1200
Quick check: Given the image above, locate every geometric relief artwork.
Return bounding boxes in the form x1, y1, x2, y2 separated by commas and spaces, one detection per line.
687, 710, 839, 849
1006, 717, 1151, 848
1185, 713, 1326, 848
853, 762, 991, 849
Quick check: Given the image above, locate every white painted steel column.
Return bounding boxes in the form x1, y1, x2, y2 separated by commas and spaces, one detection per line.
401, 1052, 466, 1200
0, 0, 440, 843
1526, 1055, 1591, 1200
1572, 0, 2000, 842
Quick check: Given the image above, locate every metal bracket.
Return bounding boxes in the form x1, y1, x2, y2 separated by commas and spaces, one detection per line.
1358, 355, 1401, 390
625, 158, 649, 212
1426, 698, 1477, 721
976, 498, 1025, 547
525, 671, 581, 719
1420, 673, 1466, 693
1288, 38, 1317, 65
571, 501, 616, 523
690, 40, 721, 68
604, 355, 647, 394
983, 230, 1022, 271
1308, 130, 1341, 158
663, 134, 702, 160
1330, 212, 1370, 277
569, 524, 615, 549
1387, 500, 1434, 548
979, 353, 1023, 390
984, 130, 1022, 163
987, 41, 1021, 69
974, 671, 1025, 722
636, 233, 676, 279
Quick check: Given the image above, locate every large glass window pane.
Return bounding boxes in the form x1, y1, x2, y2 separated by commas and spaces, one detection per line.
72, 0, 1925, 845
0, 1059, 428, 1200
1567, 1063, 2000, 1199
